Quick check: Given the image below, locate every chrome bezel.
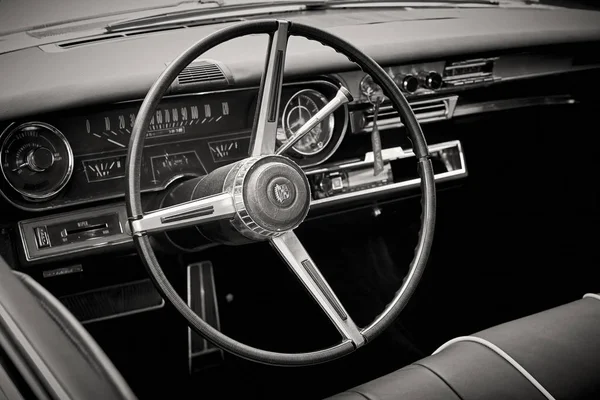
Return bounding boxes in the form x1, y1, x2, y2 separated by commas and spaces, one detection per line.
281, 89, 335, 156
0, 121, 74, 200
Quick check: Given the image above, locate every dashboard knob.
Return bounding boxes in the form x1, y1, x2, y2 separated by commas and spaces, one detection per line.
396, 75, 419, 93
419, 71, 443, 90
359, 75, 383, 100
27, 147, 55, 172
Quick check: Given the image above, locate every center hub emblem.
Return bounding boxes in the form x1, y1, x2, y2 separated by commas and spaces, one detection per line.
266, 176, 296, 208
274, 183, 291, 204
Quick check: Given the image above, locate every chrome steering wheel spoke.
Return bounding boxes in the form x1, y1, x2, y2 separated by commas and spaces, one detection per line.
249, 21, 290, 157
270, 231, 365, 348
130, 192, 235, 235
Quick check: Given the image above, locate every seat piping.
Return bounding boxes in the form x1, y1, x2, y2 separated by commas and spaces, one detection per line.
583, 293, 600, 302
433, 336, 556, 400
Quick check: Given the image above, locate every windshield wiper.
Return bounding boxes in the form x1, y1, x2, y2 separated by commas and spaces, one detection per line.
107, 0, 500, 32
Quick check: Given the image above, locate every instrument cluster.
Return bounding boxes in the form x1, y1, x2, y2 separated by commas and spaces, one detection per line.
0, 81, 348, 211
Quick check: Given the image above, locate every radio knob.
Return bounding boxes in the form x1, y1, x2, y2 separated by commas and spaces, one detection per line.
419, 71, 443, 90
395, 75, 419, 93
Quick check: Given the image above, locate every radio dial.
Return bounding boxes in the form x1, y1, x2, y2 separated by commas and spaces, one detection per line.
419, 71, 443, 90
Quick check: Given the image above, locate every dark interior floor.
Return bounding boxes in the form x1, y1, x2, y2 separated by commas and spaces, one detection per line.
29, 102, 600, 400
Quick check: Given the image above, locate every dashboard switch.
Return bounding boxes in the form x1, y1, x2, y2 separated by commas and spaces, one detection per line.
396, 75, 419, 93
34, 226, 51, 249
419, 71, 443, 90
331, 176, 344, 191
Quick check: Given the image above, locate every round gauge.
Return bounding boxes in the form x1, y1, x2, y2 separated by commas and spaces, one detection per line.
277, 89, 335, 156
1, 122, 74, 200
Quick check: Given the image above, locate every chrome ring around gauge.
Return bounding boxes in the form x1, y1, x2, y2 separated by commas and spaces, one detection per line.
277, 89, 335, 156
0, 122, 74, 200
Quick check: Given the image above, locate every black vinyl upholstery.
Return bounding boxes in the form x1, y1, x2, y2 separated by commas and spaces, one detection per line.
328, 296, 600, 400
0, 256, 136, 400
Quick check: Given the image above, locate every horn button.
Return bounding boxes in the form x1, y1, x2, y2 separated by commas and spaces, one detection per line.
239, 156, 310, 235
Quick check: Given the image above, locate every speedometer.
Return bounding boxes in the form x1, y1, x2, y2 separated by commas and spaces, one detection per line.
277, 89, 335, 156
0, 122, 73, 200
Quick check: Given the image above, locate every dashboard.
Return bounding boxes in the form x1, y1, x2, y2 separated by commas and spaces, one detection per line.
0, 5, 598, 266
0, 81, 348, 211
2, 44, 599, 216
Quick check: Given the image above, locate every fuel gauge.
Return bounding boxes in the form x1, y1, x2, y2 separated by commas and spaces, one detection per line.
208, 137, 249, 163
83, 155, 126, 183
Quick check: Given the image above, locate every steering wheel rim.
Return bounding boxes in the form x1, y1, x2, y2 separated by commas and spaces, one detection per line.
125, 19, 436, 366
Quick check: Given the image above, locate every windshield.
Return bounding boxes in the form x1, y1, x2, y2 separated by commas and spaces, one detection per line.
0, 0, 592, 37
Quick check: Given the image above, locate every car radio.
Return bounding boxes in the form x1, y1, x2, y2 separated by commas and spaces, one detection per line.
443, 58, 498, 86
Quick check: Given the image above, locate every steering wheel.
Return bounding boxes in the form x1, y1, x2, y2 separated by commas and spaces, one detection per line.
125, 20, 436, 366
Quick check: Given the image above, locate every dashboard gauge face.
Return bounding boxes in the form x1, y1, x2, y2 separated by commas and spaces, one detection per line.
81, 98, 237, 151
278, 89, 335, 156
1, 122, 73, 200
208, 137, 249, 163
150, 151, 204, 184
82, 155, 126, 183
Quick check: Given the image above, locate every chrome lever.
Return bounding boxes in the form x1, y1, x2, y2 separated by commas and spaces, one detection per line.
276, 86, 352, 155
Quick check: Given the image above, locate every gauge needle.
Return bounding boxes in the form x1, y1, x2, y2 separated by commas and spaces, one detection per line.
12, 163, 28, 171
107, 138, 126, 148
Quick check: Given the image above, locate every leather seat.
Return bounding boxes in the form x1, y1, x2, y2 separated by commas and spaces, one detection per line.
328, 295, 600, 400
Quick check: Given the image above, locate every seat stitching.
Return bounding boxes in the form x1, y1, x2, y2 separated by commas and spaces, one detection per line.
433, 336, 556, 400
412, 363, 464, 400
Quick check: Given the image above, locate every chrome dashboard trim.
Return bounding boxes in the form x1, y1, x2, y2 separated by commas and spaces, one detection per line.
308, 140, 467, 207
18, 204, 133, 262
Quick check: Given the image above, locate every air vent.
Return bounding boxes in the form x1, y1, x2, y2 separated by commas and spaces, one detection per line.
169, 60, 233, 94
178, 62, 226, 85
361, 96, 458, 133
54, 26, 186, 49
57, 34, 126, 49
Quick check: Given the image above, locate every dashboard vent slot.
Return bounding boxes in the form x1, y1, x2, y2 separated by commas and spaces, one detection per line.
125, 26, 184, 37
169, 60, 233, 94
178, 62, 226, 85
47, 20, 239, 52
57, 34, 126, 49
361, 96, 458, 133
